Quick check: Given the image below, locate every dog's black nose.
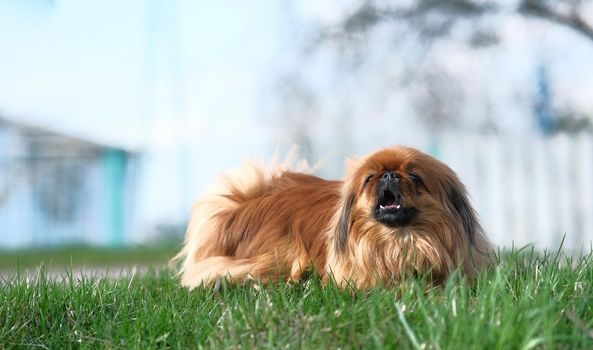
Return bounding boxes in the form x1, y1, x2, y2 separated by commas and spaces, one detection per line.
381, 172, 400, 182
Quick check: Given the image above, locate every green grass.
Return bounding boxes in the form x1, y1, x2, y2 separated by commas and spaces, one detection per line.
1, 248, 592, 349
0, 245, 180, 269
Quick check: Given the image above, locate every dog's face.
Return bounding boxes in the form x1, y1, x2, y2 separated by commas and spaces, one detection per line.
367, 166, 422, 228
336, 146, 481, 254
360, 148, 443, 229
329, 146, 488, 286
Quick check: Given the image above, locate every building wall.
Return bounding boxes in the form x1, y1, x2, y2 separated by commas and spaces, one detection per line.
0, 122, 133, 248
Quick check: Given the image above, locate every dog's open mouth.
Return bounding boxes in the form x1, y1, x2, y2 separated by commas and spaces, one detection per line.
375, 189, 417, 227
378, 189, 401, 210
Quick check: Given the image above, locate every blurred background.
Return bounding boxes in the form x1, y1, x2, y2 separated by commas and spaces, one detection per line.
1, 0, 593, 267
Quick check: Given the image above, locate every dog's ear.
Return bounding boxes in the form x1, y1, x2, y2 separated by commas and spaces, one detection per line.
335, 193, 355, 252
446, 183, 481, 245
335, 157, 365, 253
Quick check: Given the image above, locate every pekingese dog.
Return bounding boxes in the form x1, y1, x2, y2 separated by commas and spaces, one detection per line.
174, 146, 492, 289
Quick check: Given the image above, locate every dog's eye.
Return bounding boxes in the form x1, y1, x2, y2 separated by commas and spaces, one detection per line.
363, 174, 374, 186
409, 173, 424, 187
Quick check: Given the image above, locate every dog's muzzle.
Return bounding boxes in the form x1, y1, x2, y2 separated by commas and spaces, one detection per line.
374, 172, 418, 227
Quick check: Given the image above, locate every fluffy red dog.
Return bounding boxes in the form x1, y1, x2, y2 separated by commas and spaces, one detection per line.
175, 146, 491, 289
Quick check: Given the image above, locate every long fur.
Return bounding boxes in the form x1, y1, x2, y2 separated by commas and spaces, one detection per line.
174, 146, 492, 289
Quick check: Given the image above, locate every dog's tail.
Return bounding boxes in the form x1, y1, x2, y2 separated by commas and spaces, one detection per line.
170, 146, 314, 278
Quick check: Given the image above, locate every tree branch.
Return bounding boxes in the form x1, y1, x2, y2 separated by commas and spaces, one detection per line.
519, 0, 593, 42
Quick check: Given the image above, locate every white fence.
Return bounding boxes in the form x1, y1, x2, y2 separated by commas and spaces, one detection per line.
437, 133, 593, 252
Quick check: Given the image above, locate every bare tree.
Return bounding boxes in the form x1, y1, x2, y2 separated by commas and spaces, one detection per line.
325, 0, 593, 45
519, 0, 593, 42
269, 73, 319, 162
295, 0, 592, 131
412, 69, 465, 134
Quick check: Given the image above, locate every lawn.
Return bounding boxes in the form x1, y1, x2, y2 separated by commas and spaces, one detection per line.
1, 247, 592, 349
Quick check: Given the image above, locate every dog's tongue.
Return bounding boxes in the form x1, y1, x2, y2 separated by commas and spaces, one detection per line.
381, 204, 401, 210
